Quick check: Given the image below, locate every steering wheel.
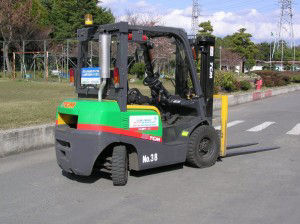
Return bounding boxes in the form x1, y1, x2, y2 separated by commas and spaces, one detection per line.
143, 72, 159, 86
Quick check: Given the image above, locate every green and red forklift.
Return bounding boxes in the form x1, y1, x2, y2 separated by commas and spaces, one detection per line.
55, 22, 220, 186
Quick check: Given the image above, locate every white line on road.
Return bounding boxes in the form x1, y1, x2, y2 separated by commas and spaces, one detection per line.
286, 123, 300, 135
247, 122, 275, 132
215, 120, 245, 130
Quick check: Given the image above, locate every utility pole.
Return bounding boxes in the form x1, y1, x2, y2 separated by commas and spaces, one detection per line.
43, 40, 48, 80
2, 42, 5, 77
269, 40, 272, 70
293, 41, 296, 71
22, 40, 25, 78
281, 39, 284, 71
219, 46, 222, 70
67, 39, 69, 78
272, 0, 295, 71
191, 0, 200, 35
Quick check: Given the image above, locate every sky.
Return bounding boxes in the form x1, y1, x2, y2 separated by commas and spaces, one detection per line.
99, 0, 300, 44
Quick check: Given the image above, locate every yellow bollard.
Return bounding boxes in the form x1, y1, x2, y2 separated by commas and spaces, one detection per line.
213, 95, 228, 157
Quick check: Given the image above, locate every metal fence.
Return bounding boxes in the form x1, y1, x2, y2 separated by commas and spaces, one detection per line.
0, 39, 82, 81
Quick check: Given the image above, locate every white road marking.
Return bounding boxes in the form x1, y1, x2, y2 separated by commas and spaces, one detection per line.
247, 122, 275, 132
215, 120, 245, 130
286, 123, 300, 135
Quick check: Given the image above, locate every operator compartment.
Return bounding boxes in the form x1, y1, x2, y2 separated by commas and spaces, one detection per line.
74, 25, 209, 143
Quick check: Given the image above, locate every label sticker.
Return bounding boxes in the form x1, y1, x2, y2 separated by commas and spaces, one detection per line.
210, 46, 214, 57
181, 130, 189, 137
129, 115, 159, 129
209, 62, 214, 79
81, 67, 101, 85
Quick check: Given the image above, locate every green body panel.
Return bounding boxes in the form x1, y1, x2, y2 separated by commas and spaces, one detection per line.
56, 99, 162, 137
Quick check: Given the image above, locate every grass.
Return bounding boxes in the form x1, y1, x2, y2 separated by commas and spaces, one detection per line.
7, 73, 293, 130
0, 78, 76, 130
0, 77, 176, 130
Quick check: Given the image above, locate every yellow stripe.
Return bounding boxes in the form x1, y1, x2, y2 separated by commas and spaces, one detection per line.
127, 105, 161, 115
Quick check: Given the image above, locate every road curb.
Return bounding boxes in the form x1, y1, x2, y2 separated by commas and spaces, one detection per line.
213, 84, 300, 110
1, 84, 300, 157
0, 124, 54, 158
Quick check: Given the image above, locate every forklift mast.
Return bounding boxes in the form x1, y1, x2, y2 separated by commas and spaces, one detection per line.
190, 36, 215, 122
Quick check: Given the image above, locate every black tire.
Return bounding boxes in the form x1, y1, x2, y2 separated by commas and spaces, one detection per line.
111, 146, 128, 186
186, 125, 219, 168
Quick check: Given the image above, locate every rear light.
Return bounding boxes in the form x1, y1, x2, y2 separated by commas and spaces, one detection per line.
114, 67, 120, 88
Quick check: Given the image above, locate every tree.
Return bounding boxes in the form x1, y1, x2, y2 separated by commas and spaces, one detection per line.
226, 28, 258, 72
197, 20, 214, 37
123, 10, 161, 26
0, 0, 50, 74
256, 42, 271, 61
47, 0, 114, 40
123, 10, 173, 68
130, 62, 145, 79
221, 48, 243, 71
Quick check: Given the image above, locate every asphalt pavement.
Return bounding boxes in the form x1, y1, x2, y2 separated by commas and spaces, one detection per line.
1, 91, 300, 224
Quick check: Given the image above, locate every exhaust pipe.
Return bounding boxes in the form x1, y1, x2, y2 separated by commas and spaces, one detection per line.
98, 33, 111, 101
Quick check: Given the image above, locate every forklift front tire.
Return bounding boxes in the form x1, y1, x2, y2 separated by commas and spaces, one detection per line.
187, 125, 219, 168
111, 146, 128, 186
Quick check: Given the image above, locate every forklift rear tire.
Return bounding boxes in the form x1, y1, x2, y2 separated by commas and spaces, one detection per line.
187, 125, 219, 168
111, 146, 128, 186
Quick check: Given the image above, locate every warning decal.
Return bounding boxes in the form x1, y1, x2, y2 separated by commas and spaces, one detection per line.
129, 115, 159, 130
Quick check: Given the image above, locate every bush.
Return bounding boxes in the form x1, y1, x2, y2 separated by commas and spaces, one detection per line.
224, 81, 238, 92
280, 75, 291, 85
263, 76, 274, 87
130, 62, 145, 79
273, 76, 286, 86
255, 70, 295, 87
214, 71, 239, 92
239, 80, 252, 91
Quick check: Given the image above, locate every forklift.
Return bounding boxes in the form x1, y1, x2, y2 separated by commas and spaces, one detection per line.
55, 22, 219, 186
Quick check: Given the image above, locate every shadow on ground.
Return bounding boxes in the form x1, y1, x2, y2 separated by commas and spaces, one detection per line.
62, 170, 111, 184
130, 163, 184, 177
62, 163, 185, 184
225, 146, 280, 158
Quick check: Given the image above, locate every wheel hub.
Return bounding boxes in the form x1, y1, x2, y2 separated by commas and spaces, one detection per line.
198, 138, 210, 154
